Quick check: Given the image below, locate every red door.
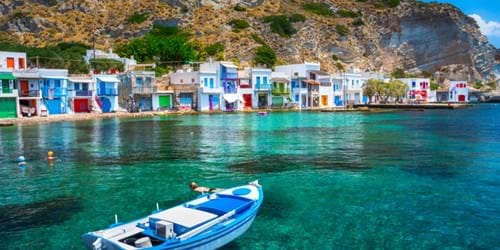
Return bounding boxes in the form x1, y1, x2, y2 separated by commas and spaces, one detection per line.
458, 95, 465, 102
243, 94, 252, 108
74, 99, 90, 113
6, 57, 14, 69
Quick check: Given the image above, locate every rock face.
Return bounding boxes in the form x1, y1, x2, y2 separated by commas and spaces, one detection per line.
0, 0, 497, 80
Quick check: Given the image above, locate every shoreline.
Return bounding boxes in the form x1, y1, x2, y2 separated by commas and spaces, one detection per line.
0, 103, 475, 126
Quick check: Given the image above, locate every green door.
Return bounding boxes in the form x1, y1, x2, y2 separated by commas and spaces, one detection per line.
159, 95, 171, 108
0, 98, 17, 119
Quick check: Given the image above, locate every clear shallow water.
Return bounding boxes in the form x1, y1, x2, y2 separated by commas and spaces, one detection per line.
0, 105, 499, 249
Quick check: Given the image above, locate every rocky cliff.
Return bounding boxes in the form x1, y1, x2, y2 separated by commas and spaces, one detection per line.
0, 0, 497, 80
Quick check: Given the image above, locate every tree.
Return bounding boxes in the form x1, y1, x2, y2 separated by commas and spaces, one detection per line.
363, 79, 381, 104
254, 45, 276, 68
389, 79, 408, 103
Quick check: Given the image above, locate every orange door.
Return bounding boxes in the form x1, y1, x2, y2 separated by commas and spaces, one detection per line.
321, 95, 328, 106
20, 80, 28, 96
6, 57, 14, 69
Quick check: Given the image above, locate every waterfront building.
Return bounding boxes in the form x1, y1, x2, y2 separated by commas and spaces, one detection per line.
68, 76, 96, 113
251, 68, 273, 109
198, 60, 222, 112
168, 69, 199, 111
121, 68, 155, 111
238, 68, 253, 110
317, 72, 332, 108
399, 78, 431, 103
274, 62, 321, 109
39, 69, 69, 115
0, 70, 19, 119
340, 69, 369, 105
94, 74, 120, 112
219, 61, 241, 111
13, 69, 43, 117
270, 72, 291, 109
152, 75, 174, 111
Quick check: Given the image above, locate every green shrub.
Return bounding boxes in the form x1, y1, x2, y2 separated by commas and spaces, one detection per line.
127, 12, 149, 24
254, 45, 276, 67
336, 62, 345, 71
263, 15, 303, 37
332, 54, 339, 61
337, 9, 360, 18
251, 34, 266, 45
391, 68, 407, 78
229, 19, 250, 32
234, 5, 246, 11
204, 42, 224, 56
335, 25, 349, 37
380, 0, 400, 8
289, 13, 306, 23
302, 2, 335, 16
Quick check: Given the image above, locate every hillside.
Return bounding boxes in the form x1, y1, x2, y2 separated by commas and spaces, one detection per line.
0, 0, 498, 80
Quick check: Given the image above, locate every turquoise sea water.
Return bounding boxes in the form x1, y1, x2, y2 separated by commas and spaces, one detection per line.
0, 105, 499, 249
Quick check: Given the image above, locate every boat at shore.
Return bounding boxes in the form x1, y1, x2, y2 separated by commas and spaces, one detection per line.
82, 181, 263, 250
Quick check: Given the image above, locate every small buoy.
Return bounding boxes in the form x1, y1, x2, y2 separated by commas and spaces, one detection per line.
17, 155, 26, 167
47, 151, 55, 160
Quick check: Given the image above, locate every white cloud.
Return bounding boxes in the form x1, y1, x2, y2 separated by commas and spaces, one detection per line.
469, 14, 500, 37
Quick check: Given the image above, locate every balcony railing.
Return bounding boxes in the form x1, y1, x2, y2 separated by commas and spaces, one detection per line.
133, 86, 154, 94
41, 87, 68, 98
255, 83, 271, 90
75, 90, 93, 97
272, 88, 290, 96
19, 89, 40, 97
98, 88, 119, 96
1, 88, 13, 94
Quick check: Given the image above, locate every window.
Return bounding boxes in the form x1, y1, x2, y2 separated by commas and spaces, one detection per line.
146, 77, 152, 86
256, 76, 261, 85
209, 78, 214, 88
263, 76, 268, 85
137, 77, 143, 86
295, 95, 299, 102
412, 81, 416, 88
54, 80, 61, 88
82, 83, 89, 91
19, 58, 25, 69
74, 83, 80, 91
204, 78, 208, 87
6, 57, 14, 69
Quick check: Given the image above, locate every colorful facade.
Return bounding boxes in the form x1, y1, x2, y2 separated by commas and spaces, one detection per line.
251, 68, 273, 109
275, 62, 321, 109
400, 78, 431, 103
68, 76, 96, 113
95, 75, 120, 113
40, 69, 69, 115
122, 70, 155, 111
0, 71, 19, 119
270, 72, 291, 109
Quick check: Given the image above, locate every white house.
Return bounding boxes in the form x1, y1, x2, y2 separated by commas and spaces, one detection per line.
274, 62, 321, 109
399, 78, 431, 103
270, 71, 291, 108
331, 74, 344, 107
317, 72, 332, 108
0, 51, 27, 71
448, 81, 469, 102
198, 60, 222, 112
251, 68, 273, 109
238, 68, 253, 109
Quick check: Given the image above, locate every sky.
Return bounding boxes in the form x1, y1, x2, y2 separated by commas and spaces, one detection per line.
421, 0, 500, 48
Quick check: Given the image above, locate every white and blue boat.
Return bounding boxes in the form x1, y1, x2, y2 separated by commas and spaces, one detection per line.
82, 181, 263, 250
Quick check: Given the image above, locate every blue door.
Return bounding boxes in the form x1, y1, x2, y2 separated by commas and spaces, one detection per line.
99, 82, 106, 96
101, 97, 111, 112
46, 99, 62, 115
334, 96, 341, 106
